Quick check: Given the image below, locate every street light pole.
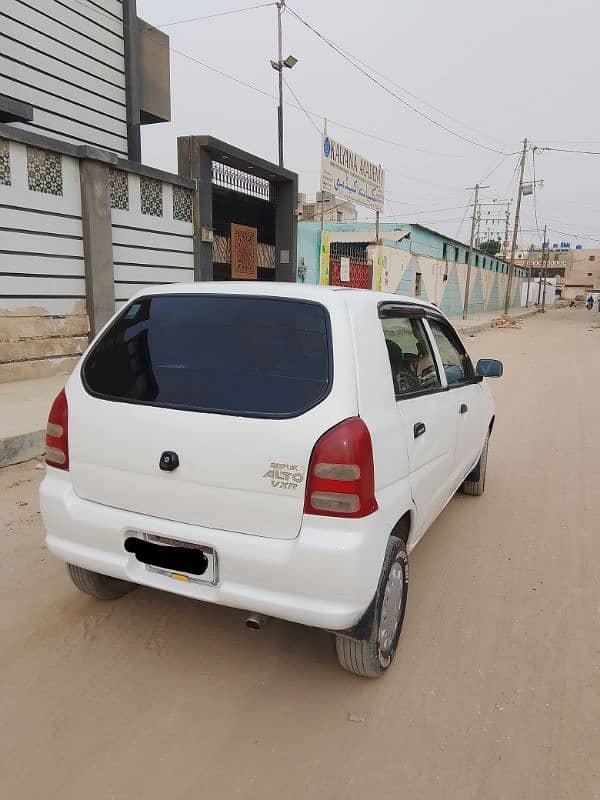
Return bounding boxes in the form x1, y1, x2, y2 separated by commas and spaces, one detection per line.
504, 137, 528, 315
276, 1, 284, 167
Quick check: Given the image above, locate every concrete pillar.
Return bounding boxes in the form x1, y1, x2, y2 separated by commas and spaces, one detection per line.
274, 177, 298, 282
79, 160, 115, 337
177, 136, 213, 281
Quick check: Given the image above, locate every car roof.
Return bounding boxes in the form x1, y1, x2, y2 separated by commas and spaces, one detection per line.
132, 281, 443, 315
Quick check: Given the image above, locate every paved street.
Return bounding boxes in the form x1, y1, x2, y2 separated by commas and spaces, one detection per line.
1, 307, 598, 800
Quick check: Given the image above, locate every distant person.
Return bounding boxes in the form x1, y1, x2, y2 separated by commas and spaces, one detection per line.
586, 295, 594, 310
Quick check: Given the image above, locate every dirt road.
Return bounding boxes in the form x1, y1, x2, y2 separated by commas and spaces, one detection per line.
1, 308, 599, 800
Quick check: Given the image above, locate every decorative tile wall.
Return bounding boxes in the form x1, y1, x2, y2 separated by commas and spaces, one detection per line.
110, 168, 129, 210
173, 185, 193, 222
27, 147, 63, 195
0, 139, 10, 186
140, 176, 163, 216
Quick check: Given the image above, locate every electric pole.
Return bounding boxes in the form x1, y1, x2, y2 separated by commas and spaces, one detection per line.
536, 226, 547, 305
276, 1, 284, 167
541, 226, 550, 310
463, 183, 488, 320
504, 138, 528, 315
503, 202, 511, 259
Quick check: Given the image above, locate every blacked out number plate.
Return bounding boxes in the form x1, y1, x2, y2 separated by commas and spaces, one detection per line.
125, 532, 218, 585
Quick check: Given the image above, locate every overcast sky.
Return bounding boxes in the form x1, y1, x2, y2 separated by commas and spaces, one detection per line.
138, 0, 600, 249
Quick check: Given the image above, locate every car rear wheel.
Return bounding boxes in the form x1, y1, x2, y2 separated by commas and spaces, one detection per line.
67, 563, 136, 600
335, 536, 408, 678
460, 437, 489, 496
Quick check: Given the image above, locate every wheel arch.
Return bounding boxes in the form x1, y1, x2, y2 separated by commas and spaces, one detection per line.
390, 510, 412, 545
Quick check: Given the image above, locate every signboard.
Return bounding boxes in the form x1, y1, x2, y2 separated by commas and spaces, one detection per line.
319, 230, 331, 285
320, 135, 384, 212
340, 256, 350, 282
230, 223, 257, 280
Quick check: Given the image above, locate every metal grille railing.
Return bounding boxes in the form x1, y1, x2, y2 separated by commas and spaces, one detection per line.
330, 241, 370, 260
211, 161, 270, 201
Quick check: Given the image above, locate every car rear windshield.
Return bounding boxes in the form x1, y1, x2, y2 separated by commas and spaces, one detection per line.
83, 294, 333, 418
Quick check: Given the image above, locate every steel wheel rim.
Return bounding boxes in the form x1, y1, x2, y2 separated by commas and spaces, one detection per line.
378, 561, 404, 661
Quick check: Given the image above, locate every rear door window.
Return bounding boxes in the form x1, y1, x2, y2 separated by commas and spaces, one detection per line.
83, 295, 332, 418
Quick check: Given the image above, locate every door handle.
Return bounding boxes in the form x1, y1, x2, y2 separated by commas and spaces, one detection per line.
414, 421, 426, 438
460, 403, 468, 414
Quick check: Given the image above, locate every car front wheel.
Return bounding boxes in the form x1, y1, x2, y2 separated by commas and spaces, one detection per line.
335, 535, 408, 678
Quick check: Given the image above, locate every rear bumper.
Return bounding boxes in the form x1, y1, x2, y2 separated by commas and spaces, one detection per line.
40, 471, 388, 630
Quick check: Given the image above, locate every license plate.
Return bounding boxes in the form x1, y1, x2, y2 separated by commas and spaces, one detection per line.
127, 531, 218, 585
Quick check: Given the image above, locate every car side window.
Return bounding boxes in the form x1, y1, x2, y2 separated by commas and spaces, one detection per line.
427, 318, 473, 386
381, 316, 441, 398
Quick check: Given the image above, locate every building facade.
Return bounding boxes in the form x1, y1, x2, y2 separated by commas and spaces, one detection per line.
298, 191, 358, 223
514, 244, 600, 299
0, 0, 297, 383
297, 222, 526, 315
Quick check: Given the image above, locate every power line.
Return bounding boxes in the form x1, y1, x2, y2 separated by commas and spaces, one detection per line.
283, 77, 321, 135
156, 3, 276, 29
330, 47, 507, 151
534, 145, 600, 155
286, 4, 510, 155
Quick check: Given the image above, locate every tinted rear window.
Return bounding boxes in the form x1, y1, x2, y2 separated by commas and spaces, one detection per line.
83, 294, 332, 418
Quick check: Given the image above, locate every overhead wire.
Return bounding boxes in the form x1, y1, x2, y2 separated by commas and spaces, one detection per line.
286, 4, 510, 156
282, 77, 322, 136
331, 43, 507, 150
534, 146, 600, 155
156, 3, 276, 29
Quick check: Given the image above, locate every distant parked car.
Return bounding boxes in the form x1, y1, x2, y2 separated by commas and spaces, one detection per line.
40, 284, 503, 677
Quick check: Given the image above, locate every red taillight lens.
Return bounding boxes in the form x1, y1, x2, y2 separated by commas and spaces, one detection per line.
45, 389, 69, 470
304, 417, 378, 518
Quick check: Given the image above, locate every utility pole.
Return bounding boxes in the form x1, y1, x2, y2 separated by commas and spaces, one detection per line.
540, 226, 550, 310
463, 183, 488, 319
536, 227, 546, 305
320, 118, 327, 234
475, 202, 482, 249
504, 137, 528, 315
276, 1, 284, 167
503, 202, 511, 259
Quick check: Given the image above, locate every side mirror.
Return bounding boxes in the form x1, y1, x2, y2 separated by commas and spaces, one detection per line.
476, 358, 503, 378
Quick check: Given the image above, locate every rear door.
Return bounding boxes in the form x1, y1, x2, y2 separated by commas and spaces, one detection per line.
380, 308, 459, 538
69, 292, 357, 540
426, 316, 489, 480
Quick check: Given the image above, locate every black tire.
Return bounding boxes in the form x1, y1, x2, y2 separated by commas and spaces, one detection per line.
460, 437, 489, 496
335, 536, 409, 678
66, 563, 136, 600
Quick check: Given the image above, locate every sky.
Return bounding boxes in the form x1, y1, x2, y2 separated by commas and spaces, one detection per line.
137, 0, 600, 249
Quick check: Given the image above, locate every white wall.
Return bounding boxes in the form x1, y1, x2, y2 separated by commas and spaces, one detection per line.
1, 0, 128, 156
111, 174, 194, 308
0, 138, 89, 381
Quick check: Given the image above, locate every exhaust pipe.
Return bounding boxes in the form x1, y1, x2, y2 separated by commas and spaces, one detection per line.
245, 613, 272, 631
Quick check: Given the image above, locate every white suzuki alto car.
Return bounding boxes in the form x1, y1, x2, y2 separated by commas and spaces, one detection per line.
40, 283, 502, 677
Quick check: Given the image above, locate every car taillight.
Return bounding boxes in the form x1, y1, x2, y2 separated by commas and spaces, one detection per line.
45, 388, 69, 470
304, 417, 378, 518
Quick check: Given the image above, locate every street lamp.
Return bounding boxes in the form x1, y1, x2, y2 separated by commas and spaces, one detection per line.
271, 1, 297, 167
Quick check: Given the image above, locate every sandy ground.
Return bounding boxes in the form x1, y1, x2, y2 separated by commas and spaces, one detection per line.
1, 307, 599, 800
